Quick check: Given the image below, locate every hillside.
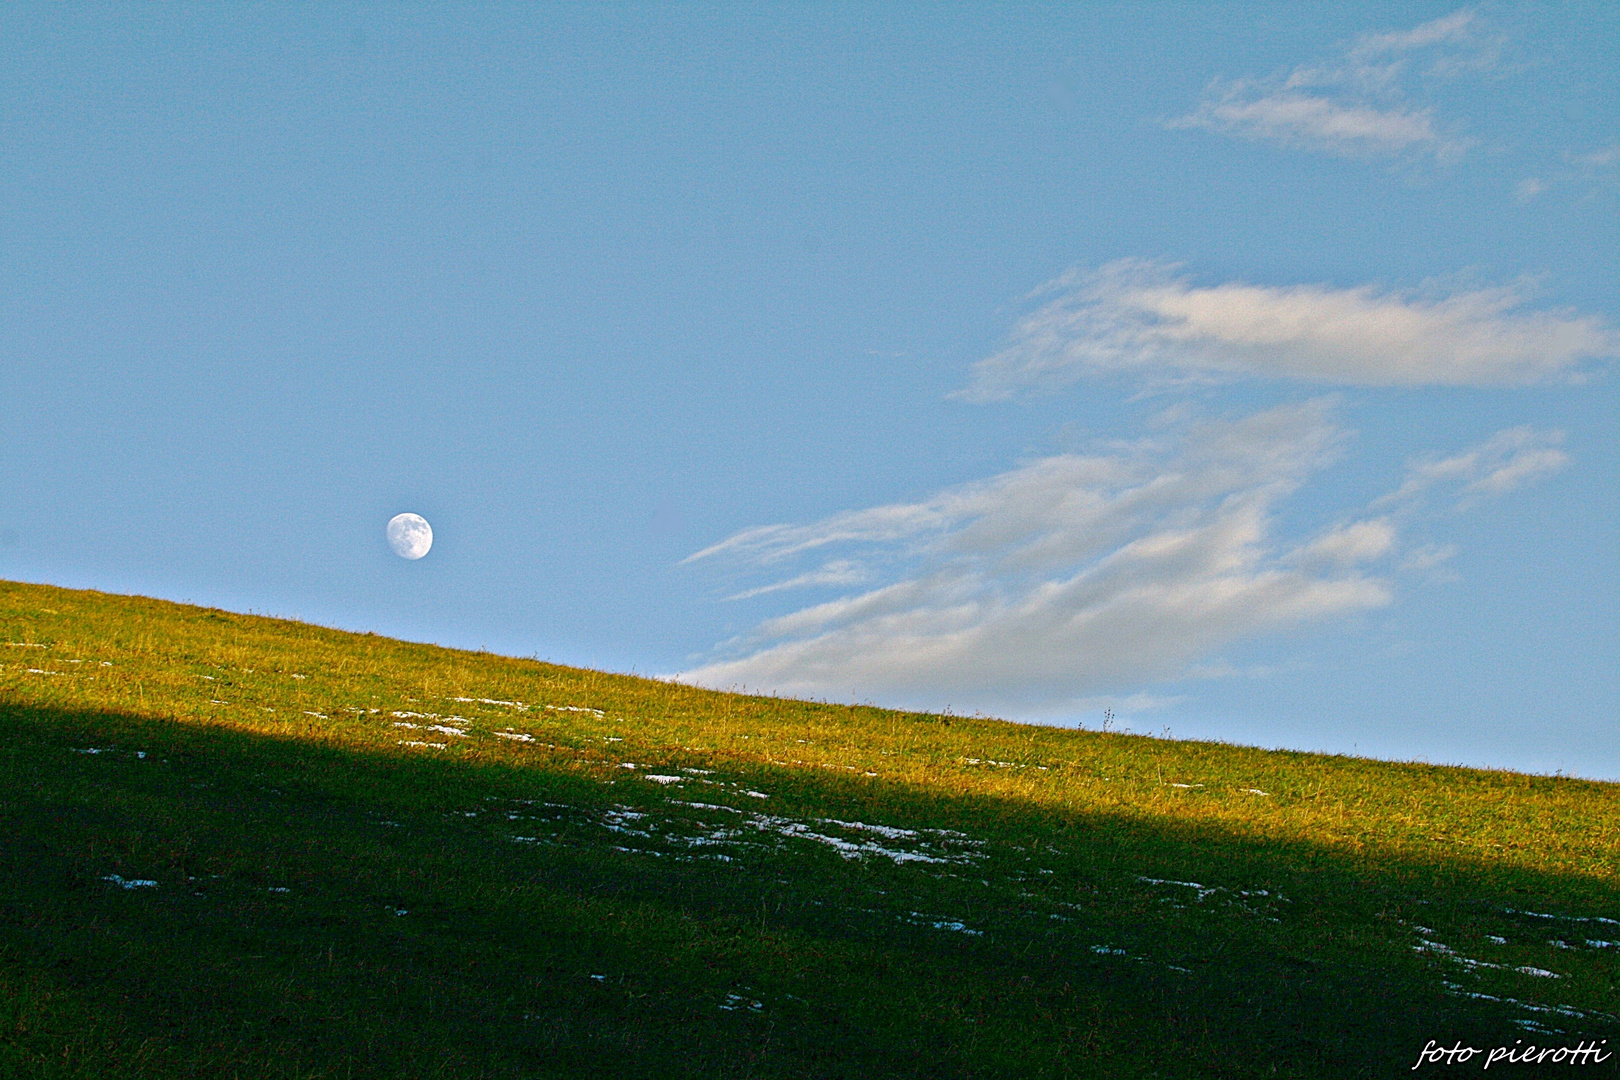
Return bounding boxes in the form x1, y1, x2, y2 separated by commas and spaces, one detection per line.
1, 579, 1615, 1078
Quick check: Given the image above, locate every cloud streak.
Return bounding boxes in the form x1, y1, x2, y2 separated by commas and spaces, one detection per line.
681, 405, 1570, 718
958, 260, 1614, 399
680, 402, 1393, 715
1167, 9, 1497, 161
1375, 427, 1570, 511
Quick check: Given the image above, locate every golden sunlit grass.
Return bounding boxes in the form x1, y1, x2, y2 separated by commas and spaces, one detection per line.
2, 580, 1615, 1078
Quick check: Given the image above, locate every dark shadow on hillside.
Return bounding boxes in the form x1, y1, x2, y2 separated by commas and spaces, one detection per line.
2, 699, 1616, 1080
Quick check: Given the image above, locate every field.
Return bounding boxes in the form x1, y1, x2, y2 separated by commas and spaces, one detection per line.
1, 579, 1615, 1078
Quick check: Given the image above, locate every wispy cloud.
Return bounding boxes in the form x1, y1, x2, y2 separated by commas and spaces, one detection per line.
680, 401, 1392, 715
682, 407, 1571, 717
957, 260, 1614, 399
1374, 427, 1570, 512
723, 560, 867, 601
1519, 142, 1620, 201
1167, 8, 1498, 161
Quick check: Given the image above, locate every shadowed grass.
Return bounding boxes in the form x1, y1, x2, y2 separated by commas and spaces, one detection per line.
2, 580, 1616, 1077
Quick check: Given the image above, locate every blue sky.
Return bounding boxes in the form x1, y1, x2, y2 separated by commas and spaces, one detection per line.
3, 5, 1615, 777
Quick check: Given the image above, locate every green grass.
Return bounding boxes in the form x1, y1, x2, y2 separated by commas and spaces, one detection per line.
1, 579, 1615, 1078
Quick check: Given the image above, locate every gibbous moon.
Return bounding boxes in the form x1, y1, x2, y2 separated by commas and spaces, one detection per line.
386, 513, 433, 560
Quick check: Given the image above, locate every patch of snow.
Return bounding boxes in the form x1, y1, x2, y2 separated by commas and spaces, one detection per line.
493, 730, 534, 742
1442, 983, 1599, 1021
910, 914, 981, 935
643, 774, 685, 785
399, 741, 447, 749
103, 874, 158, 889
426, 725, 469, 737
1502, 908, 1620, 927
818, 818, 919, 840
1139, 877, 1222, 901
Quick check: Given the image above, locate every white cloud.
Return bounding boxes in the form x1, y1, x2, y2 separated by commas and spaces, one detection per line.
1349, 8, 1479, 57
1400, 543, 1459, 574
1515, 177, 1545, 201
958, 261, 1614, 399
1375, 427, 1571, 511
679, 402, 1392, 716
723, 560, 866, 601
1171, 87, 1453, 159
1296, 519, 1396, 566
1167, 9, 1498, 161
1567, 143, 1620, 171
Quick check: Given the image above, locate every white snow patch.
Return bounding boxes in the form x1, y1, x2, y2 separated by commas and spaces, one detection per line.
451, 697, 528, 710
819, 819, 920, 841
1139, 877, 1222, 901
103, 875, 158, 889
1503, 908, 1620, 927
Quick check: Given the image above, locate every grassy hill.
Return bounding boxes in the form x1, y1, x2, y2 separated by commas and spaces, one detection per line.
1, 579, 1615, 1078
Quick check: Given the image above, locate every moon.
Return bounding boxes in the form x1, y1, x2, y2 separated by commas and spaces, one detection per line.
386, 513, 433, 560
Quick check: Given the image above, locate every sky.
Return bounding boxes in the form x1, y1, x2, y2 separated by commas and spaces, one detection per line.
2, 4, 1616, 778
